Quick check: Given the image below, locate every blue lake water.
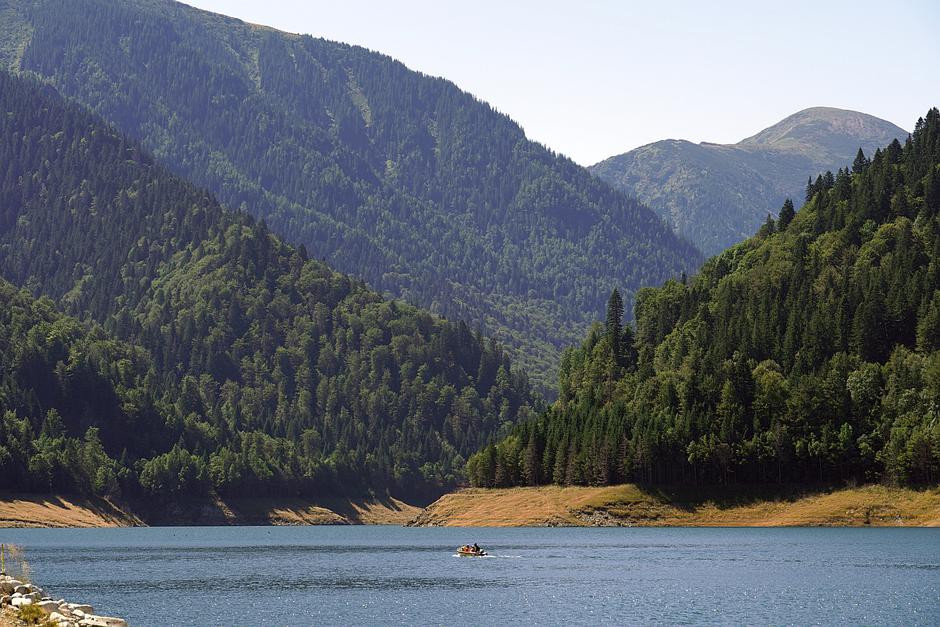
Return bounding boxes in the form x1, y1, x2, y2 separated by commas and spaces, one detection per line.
3, 526, 938, 625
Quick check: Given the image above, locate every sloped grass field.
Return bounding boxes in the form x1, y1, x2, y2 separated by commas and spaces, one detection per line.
409, 484, 940, 527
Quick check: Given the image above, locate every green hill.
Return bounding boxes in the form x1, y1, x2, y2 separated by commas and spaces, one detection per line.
592, 107, 908, 256
0, 0, 700, 393
0, 69, 536, 502
471, 108, 940, 489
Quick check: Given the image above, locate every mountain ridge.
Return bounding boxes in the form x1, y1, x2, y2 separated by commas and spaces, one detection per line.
0, 0, 701, 395
591, 106, 908, 255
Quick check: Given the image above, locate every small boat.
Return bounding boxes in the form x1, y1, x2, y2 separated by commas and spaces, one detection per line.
457, 545, 486, 557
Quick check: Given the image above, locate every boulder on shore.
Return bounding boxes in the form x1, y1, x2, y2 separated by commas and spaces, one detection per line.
77, 616, 128, 627
1, 572, 125, 626
37, 599, 59, 614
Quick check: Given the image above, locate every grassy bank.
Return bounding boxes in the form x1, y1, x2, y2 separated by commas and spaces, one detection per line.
408, 484, 940, 527
0, 494, 142, 528
0, 492, 420, 527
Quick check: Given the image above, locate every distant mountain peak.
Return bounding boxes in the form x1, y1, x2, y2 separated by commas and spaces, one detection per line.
591, 107, 910, 255
736, 107, 908, 159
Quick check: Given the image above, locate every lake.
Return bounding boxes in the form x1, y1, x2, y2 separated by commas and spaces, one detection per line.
4, 526, 938, 625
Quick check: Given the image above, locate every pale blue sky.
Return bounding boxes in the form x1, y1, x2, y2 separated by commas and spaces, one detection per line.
183, 0, 939, 165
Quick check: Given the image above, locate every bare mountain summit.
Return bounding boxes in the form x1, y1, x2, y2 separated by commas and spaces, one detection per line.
591, 107, 908, 255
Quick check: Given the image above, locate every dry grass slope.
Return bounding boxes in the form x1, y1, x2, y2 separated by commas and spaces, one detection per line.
409, 484, 940, 527
0, 494, 142, 528
0, 492, 420, 527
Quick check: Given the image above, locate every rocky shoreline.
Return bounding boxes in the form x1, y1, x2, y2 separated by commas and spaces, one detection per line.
0, 575, 126, 627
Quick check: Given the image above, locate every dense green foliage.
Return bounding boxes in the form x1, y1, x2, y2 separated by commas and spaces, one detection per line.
591, 107, 908, 256
0, 0, 700, 394
0, 70, 536, 501
471, 109, 940, 488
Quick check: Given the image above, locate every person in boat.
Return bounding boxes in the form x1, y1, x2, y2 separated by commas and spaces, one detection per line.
472, 543, 480, 552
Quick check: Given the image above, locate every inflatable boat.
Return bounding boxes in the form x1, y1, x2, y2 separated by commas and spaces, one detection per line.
457, 545, 486, 557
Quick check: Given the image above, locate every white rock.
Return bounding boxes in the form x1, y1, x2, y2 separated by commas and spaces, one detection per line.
37, 599, 60, 614
70, 603, 94, 614
78, 616, 128, 627
11, 595, 32, 607
14, 584, 30, 594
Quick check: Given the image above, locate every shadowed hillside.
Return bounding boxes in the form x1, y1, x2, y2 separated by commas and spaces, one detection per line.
0, 69, 536, 503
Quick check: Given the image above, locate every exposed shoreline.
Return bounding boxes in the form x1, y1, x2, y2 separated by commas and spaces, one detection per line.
5, 485, 939, 528
407, 484, 940, 527
0, 492, 419, 528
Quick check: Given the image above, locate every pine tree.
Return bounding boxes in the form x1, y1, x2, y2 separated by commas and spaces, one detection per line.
916, 291, 940, 352
777, 198, 795, 231
524, 425, 542, 486
852, 148, 870, 174
606, 289, 624, 362
758, 213, 776, 237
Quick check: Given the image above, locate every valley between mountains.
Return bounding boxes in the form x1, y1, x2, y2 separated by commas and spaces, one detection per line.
0, 0, 937, 528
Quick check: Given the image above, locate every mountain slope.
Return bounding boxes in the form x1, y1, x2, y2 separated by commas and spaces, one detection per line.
0, 0, 701, 393
0, 69, 536, 502
592, 107, 908, 256
471, 108, 940, 489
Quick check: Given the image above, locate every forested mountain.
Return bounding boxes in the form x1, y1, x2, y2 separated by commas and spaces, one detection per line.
470, 108, 940, 489
0, 69, 537, 502
592, 107, 908, 256
0, 0, 700, 393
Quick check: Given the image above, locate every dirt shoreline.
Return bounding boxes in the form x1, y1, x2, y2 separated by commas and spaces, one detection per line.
0, 492, 420, 527
408, 484, 940, 527
6, 484, 938, 528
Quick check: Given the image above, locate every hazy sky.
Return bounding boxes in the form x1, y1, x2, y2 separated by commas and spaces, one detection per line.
182, 0, 938, 165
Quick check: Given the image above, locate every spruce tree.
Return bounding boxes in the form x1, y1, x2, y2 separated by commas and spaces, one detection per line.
606, 288, 624, 362
852, 148, 870, 174
758, 213, 776, 237
777, 198, 796, 230
524, 425, 542, 486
